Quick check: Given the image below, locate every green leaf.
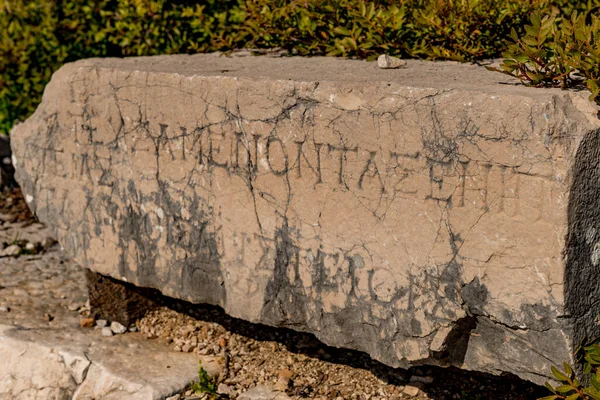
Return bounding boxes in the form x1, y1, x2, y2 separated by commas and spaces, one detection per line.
551, 366, 569, 381
555, 384, 575, 394
545, 382, 558, 393
332, 26, 351, 36
564, 362, 574, 376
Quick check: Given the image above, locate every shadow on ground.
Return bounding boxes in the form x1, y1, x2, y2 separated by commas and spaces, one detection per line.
141, 288, 546, 400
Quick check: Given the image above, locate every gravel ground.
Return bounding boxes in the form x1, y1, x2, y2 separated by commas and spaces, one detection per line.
0, 187, 88, 330
138, 303, 547, 400
1, 185, 549, 400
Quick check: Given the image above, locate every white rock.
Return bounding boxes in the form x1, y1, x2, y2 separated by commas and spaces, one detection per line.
218, 383, 233, 395
110, 321, 127, 334
101, 327, 113, 337
1, 245, 20, 257
238, 385, 291, 400
95, 319, 107, 328
402, 384, 425, 397
0, 320, 199, 399
58, 350, 91, 385
377, 54, 407, 69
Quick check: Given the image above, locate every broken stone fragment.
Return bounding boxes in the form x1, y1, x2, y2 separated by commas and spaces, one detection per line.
96, 319, 107, 328
80, 317, 95, 328
218, 383, 234, 396
11, 53, 600, 384
238, 385, 291, 400
110, 321, 127, 334
377, 54, 406, 69
0, 323, 200, 399
0, 244, 20, 257
402, 383, 426, 397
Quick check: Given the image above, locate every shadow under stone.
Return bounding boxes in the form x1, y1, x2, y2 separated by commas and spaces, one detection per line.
87, 269, 547, 399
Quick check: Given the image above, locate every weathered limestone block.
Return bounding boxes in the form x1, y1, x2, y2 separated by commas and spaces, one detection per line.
0, 324, 199, 399
11, 54, 600, 383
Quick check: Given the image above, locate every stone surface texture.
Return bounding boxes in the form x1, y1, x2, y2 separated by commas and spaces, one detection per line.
237, 385, 291, 400
0, 221, 199, 400
0, 324, 198, 400
11, 53, 600, 383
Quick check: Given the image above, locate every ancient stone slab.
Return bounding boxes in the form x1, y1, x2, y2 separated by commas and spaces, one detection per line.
11, 53, 600, 383
0, 242, 199, 400
0, 324, 200, 400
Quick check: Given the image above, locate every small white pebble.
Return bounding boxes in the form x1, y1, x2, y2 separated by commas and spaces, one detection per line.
377, 54, 407, 69
110, 321, 127, 334
96, 319, 108, 328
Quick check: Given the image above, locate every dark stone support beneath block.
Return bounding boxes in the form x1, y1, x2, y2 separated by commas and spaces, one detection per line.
85, 269, 161, 326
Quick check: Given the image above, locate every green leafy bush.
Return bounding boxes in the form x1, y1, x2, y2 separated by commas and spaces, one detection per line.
490, 9, 600, 104
0, 1, 61, 134
542, 343, 600, 399
219, 0, 546, 61
2, 0, 600, 136
0, 0, 553, 135
0, 0, 243, 134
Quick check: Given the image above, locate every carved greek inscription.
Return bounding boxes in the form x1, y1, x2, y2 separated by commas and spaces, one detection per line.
359, 151, 385, 193
294, 140, 323, 183
266, 136, 289, 175
328, 144, 358, 186
73, 121, 558, 221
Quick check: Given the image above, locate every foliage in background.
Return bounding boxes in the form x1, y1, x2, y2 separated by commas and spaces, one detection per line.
542, 343, 600, 399
0, 0, 242, 134
0, 0, 556, 135
490, 8, 600, 104
222, 0, 547, 61
2, 0, 600, 135
0, 1, 60, 135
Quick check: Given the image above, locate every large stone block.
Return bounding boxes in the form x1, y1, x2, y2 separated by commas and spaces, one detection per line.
11, 53, 600, 383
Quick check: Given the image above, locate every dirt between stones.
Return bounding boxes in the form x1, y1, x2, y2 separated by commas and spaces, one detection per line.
0, 186, 546, 400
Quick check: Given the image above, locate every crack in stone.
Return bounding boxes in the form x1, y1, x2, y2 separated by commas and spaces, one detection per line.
12, 56, 600, 383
